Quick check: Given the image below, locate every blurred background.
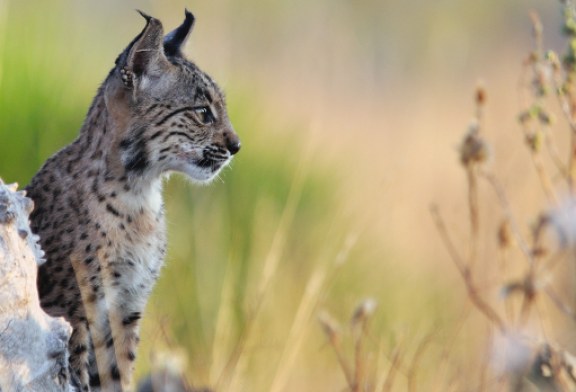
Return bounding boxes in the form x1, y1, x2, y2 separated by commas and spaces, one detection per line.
0, 0, 568, 390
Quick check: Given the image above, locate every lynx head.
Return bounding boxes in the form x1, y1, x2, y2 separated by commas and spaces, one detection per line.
104, 10, 240, 183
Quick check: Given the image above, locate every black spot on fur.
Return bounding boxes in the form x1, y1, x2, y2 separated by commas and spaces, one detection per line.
124, 139, 149, 173
73, 345, 87, 355
111, 364, 121, 381
122, 312, 141, 326
89, 373, 101, 387
106, 203, 121, 217
121, 127, 149, 173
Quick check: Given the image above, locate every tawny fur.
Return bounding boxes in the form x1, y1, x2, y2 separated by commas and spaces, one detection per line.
26, 10, 239, 392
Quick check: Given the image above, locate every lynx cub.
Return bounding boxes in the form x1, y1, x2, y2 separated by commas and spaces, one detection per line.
26, 10, 240, 391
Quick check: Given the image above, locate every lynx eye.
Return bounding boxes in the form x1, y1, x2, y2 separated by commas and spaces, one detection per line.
194, 106, 215, 125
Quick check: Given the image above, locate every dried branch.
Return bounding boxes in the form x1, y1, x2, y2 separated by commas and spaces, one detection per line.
430, 205, 507, 334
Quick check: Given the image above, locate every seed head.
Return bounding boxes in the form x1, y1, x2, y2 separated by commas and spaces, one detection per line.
351, 298, 378, 327
459, 124, 490, 166
497, 219, 513, 249
318, 311, 341, 342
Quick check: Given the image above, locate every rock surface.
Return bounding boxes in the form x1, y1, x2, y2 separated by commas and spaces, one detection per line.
0, 179, 74, 392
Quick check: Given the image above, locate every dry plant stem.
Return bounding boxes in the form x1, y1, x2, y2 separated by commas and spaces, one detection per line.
353, 335, 364, 392
544, 128, 569, 180
467, 165, 480, 270
530, 11, 543, 54
330, 335, 354, 388
570, 124, 576, 193
381, 345, 403, 392
542, 250, 565, 276
430, 206, 507, 334
269, 266, 330, 392
352, 322, 370, 392
480, 171, 534, 265
544, 285, 576, 321
516, 283, 536, 329
515, 217, 549, 327
524, 12, 563, 199
531, 150, 558, 205
554, 87, 576, 191
407, 333, 435, 392
498, 248, 514, 323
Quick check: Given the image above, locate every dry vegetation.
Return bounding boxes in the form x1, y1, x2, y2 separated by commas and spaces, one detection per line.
427, 2, 576, 390
318, 2, 576, 391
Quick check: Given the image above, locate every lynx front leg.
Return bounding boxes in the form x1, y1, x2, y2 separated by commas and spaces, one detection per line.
102, 258, 151, 391
71, 254, 122, 392
108, 307, 142, 391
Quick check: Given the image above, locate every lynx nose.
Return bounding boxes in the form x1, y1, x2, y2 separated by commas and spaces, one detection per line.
226, 132, 241, 155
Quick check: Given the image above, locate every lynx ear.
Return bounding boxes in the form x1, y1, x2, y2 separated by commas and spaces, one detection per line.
121, 11, 169, 86
163, 9, 195, 57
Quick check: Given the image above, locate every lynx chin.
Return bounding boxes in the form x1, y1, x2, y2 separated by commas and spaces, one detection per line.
26, 10, 240, 391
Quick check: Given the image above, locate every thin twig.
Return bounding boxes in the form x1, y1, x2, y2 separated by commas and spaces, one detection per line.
353, 326, 365, 392
551, 70, 576, 191
407, 332, 435, 392
531, 149, 559, 205
381, 344, 403, 392
430, 205, 507, 334
544, 285, 576, 321
467, 166, 480, 270
480, 171, 534, 265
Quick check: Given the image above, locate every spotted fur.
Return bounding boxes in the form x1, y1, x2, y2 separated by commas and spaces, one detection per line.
26, 10, 240, 392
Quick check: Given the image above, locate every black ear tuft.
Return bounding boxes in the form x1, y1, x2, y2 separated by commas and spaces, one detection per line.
136, 9, 153, 22
163, 9, 195, 57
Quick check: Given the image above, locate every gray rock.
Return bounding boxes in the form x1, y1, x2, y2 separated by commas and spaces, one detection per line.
0, 179, 75, 392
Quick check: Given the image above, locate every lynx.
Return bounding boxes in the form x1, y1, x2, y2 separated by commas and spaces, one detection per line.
26, 10, 240, 391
